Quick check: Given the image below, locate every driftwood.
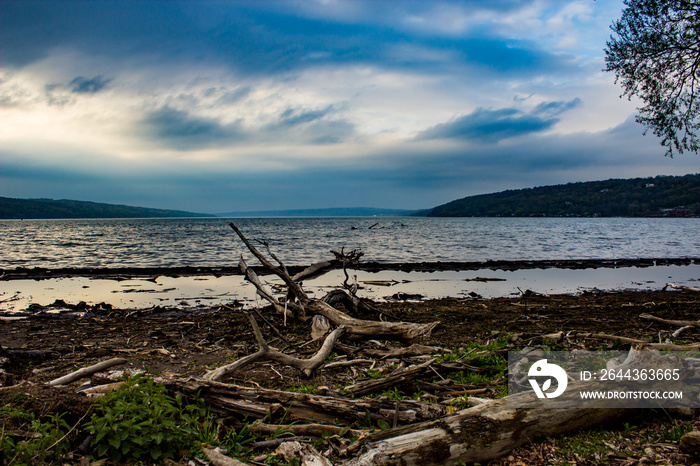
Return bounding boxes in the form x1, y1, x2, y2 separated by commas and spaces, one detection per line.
639, 313, 700, 329
49, 357, 127, 387
344, 349, 689, 465
204, 313, 346, 380
202, 446, 248, 466
161, 376, 447, 425
249, 419, 367, 440
344, 359, 435, 397
230, 222, 438, 342
664, 283, 700, 292
543, 330, 700, 351
277, 441, 332, 466
360, 344, 450, 359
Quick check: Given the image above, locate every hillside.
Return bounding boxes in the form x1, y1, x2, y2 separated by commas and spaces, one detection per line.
218, 207, 415, 217
0, 197, 213, 219
428, 174, 700, 217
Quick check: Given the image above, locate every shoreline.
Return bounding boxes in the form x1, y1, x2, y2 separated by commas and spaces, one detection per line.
3, 288, 700, 464
1, 259, 699, 315
2, 256, 699, 281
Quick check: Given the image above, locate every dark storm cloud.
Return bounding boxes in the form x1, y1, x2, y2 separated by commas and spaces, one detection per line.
142, 106, 243, 150
69, 75, 111, 94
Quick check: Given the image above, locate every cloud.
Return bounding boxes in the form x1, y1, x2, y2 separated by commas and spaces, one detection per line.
416, 97, 583, 143
215, 86, 251, 105
141, 106, 243, 150
69, 75, 111, 94
417, 107, 559, 143
277, 105, 335, 127
532, 97, 582, 117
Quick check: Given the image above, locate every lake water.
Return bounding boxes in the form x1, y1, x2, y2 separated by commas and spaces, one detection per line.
1, 217, 699, 313
2, 217, 699, 268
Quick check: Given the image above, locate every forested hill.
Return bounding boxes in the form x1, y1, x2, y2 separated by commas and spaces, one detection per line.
0, 197, 213, 219
428, 174, 700, 217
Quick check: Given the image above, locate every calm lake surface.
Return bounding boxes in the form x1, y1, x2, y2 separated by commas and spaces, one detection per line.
1, 217, 699, 312
1, 217, 699, 269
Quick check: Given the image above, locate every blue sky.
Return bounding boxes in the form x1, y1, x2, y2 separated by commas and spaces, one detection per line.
1, 0, 697, 213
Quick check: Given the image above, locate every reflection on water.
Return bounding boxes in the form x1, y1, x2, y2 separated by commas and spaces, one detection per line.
2, 265, 698, 314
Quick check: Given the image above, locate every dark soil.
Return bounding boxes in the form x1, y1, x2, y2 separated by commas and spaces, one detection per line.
2, 289, 700, 465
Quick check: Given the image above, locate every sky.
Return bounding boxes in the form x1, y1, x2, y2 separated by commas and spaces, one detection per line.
1, 0, 698, 214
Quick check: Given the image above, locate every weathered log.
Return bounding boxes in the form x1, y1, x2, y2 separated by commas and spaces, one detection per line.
361, 344, 450, 359
49, 357, 127, 387
344, 359, 435, 397
587, 332, 700, 351
202, 446, 249, 466
311, 314, 333, 340
321, 289, 382, 319
306, 299, 438, 342
249, 419, 367, 439
203, 313, 346, 380
547, 330, 700, 351
293, 260, 337, 282
276, 441, 332, 466
664, 283, 700, 292
344, 349, 695, 465
639, 313, 700, 328
79, 381, 125, 397
160, 377, 447, 425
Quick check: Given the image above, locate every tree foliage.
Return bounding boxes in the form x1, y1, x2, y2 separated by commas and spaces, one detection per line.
427, 174, 700, 217
605, 0, 700, 156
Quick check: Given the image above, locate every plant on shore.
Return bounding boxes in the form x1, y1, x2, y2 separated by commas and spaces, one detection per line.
0, 407, 72, 465
84, 374, 252, 463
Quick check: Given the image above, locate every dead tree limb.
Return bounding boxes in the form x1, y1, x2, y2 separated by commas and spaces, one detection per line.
203, 313, 346, 380
230, 222, 439, 342
664, 283, 700, 292
587, 332, 700, 351
639, 313, 700, 328
231, 223, 307, 313
49, 357, 127, 387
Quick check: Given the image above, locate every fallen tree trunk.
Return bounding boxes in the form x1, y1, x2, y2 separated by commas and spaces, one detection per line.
343, 348, 698, 465
344, 395, 625, 465
161, 376, 447, 425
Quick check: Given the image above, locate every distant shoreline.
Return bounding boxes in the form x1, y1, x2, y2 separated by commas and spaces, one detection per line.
2, 257, 698, 281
